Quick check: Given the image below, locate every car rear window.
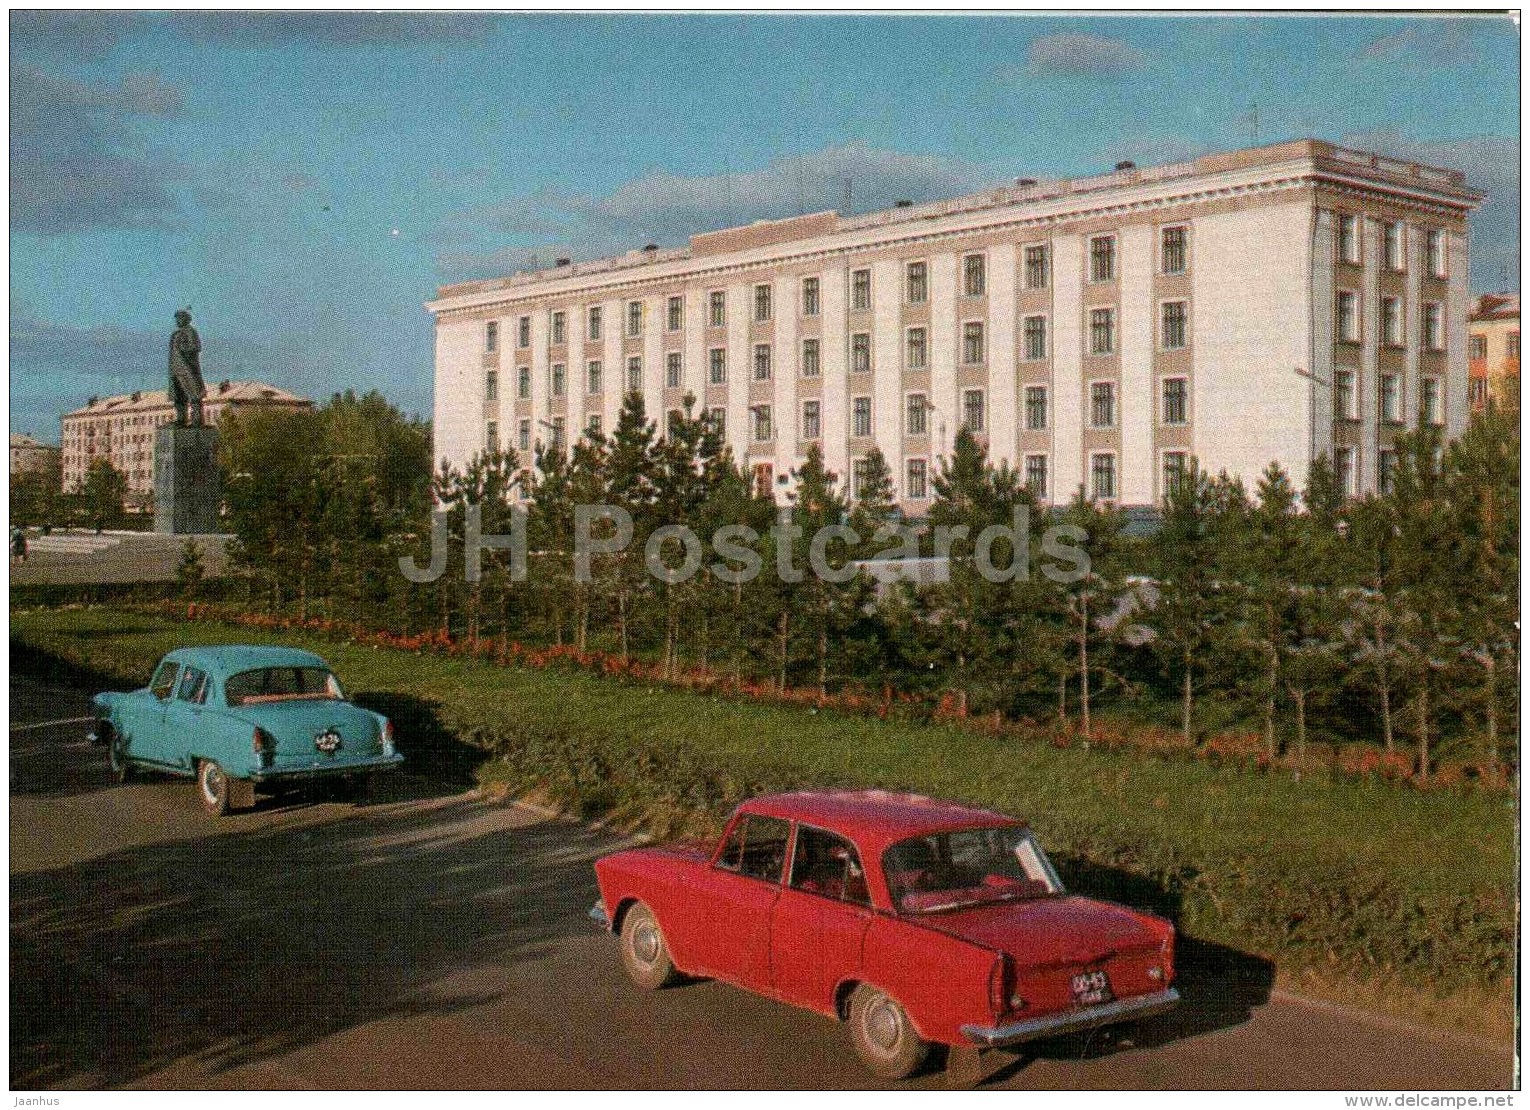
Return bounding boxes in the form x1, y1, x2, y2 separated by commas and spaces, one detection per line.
225, 666, 343, 706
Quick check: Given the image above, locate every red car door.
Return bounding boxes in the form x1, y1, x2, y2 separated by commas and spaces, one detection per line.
770, 824, 874, 1012
688, 814, 789, 991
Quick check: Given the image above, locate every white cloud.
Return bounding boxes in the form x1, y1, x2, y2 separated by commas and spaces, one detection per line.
1019, 32, 1149, 78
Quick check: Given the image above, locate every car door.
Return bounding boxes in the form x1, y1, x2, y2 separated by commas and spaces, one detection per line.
160, 664, 211, 771
125, 659, 180, 765
770, 824, 874, 1012
688, 814, 789, 992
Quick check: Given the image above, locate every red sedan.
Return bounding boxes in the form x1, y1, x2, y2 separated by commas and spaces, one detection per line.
591, 789, 1179, 1079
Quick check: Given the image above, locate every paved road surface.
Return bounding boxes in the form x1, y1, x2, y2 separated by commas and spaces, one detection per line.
9, 668, 1513, 1091
11, 530, 232, 586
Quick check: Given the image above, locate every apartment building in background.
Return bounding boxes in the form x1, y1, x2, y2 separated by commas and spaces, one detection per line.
428, 139, 1478, 512
1468, 292, 1519, 414
61, 380, 311, 504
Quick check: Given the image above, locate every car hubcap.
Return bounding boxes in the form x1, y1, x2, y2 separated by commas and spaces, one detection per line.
632, 921, 660, 965
202, 765, 223, 801
865, 998, 902, 1052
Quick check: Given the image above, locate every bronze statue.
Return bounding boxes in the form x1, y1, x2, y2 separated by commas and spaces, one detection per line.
168, 309, 207, 426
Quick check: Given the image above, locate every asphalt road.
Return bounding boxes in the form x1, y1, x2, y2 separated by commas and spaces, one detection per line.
9, 668, 1514, 1091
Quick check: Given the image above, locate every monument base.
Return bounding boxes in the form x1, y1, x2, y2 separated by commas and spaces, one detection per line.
154, 425, 222, 534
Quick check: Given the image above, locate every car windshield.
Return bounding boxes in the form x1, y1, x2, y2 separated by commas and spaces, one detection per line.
883, 825, 1063, 914
225, 666, 344, 706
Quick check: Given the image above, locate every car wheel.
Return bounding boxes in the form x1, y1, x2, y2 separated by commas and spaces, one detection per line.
197, 759, 231, 817
107, 729, 133, 783
849, 985, 930, 1080
619, 903, 681, 990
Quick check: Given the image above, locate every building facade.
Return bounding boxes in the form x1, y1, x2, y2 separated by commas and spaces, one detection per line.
10, 433, 60, 480
428, 139, 1478, 511
1468, 292, 1519, 414
61, 380, 311, 501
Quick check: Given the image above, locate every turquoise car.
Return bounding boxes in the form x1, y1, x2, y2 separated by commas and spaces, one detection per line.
90, 644, 403, 815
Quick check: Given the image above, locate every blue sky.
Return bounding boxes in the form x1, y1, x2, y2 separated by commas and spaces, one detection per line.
9, 11, 1520, 440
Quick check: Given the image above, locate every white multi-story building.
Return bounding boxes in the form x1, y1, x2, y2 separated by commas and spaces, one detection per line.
427, 139, 1478, 511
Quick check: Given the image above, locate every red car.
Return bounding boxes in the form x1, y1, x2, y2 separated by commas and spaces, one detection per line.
591, 789, 1179, 1079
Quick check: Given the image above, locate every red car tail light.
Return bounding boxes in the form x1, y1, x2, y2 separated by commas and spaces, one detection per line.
253, 727, 276, 764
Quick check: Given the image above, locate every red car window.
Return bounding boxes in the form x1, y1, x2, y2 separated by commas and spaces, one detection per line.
788, 824, 870, 906
715, 815, 790, 883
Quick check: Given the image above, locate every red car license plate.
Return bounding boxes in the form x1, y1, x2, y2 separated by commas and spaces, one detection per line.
1070, 970, 1112, 1005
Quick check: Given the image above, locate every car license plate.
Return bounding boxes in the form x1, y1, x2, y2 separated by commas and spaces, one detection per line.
1070, 970, 1112, 1006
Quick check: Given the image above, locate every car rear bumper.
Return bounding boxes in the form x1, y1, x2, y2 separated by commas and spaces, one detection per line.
249, 753, 404, 783
961, 987, 1180, 1048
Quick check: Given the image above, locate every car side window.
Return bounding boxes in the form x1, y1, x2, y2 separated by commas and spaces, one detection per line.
176, 666, 208, 705
789, 825, 870, 906
715, 815, 790, 884
150, 661, 181, 701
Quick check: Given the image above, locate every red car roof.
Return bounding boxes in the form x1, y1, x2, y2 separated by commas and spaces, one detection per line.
739, 790, 1025, 857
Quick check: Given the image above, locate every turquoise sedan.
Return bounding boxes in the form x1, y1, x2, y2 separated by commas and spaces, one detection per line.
90, 644, 403, 815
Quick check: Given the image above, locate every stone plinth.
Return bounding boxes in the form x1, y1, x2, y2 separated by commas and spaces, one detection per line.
154, 425, 221, 534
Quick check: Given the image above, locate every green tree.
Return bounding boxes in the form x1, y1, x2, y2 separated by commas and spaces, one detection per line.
80, 458, 127, 533
175, 538, 206, 599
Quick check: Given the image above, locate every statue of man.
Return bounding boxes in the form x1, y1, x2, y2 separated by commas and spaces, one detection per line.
168, 309, 207, 427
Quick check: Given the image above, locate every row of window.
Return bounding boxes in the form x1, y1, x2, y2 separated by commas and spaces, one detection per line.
481, 227, 1196, 353
1332, 369, 1444, 426
1468, 332, 1521, 360
1335, 215, 1449, 278
1335, 291, 1446, 349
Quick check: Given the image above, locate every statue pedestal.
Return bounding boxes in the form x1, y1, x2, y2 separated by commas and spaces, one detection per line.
154, 425, 221, 534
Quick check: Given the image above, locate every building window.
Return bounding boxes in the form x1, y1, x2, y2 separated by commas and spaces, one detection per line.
801, 400, 821, 440
906, 393, 928, 436
906, 458, 928, 500
1024, 385, 1047, 430
518, 419, 531, 452
1378, 449, 1397, 494
1161, 301, 1188, 350
518, 316, 531, 348
1423, 302, 1443, 351
962, 388, 985, 432
1090, 453, 1116, 501
587, 306, 602, 340
1334, 369, 1356, 420
1161, 377, 1188, 425
709, 348, 727, 385
851, 333, 872, 375
852, 396, 872, 438
753, 343, 772, 381
1334, 447, 1355, 496
1470, 335, 1488, 360
800, 277, 821, 317
1024, 244, 1050, 289
962, 253, 986, 296
666, 296, 684, 332
666, 352, 683, 388
1089, 235, 1116, 283
754, 284, 773, 322
1023, 315, 1047, 361
550, 417, 566, 451
1336, 291, 1359, 342
801, 338, 821, 377
587, 414, 602, 438
852, 458, 874, 500
627, 356, 642, 393
1421, 376, 1442, 425
906, 261, 927, 304
485, 370, 498, 401
1161, 226, 1187, 274
626, 301, 644, 337
587, 360, 602, 394
1426, 228, 1446, 278
1090, 381, 1116, 428
1162, 451, 1188, 498
906, 327, 927, 369
1382, 297, 1403, 346
1510, 332, 1521, 359
708, 407, 726, 436
1337, 214, 1359, 264
551, 311, 566, 345
485, 320, 499, 352
551, 363, 566, 397
962, 321, 985, 365
1384, 221, 1405, 271
518, 366, 531, 399
1380, 373, 1400, 423
752, 405, 773, 442
851, 268, 872, 312
485, 421, 499, 453
1089, 308, 1115, 355
1025, 454, 1048, 499
708, 291, 726, 328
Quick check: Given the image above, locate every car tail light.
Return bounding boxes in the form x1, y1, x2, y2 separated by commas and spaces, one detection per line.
1160, 927, 1176, 981
988, 954, 1015, 1019
381, 719, 396, 757
253, 727, 276, 765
